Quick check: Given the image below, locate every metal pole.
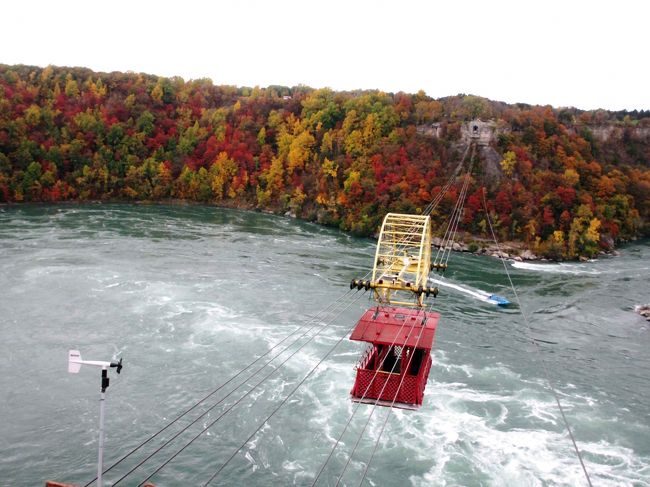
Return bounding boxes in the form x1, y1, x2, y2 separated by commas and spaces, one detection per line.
98, 368, 109, 487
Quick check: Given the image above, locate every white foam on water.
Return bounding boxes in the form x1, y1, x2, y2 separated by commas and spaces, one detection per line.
374, 360, 650, 487
248, 422, 271, 450
282, 459, 303, 471
512, 261, 602, 275
285, 337, 357, 377
428, 277, 507, 305
181, 301, 277, 346
244, 451, 258, 471
284, 459, 316, 485
7, 206, 649, 487
430, 277, 490, 302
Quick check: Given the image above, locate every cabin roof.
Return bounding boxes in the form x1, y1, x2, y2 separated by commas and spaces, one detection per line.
350, 306, 439, 349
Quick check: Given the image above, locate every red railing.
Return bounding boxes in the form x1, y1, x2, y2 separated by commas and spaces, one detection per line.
351, 354, 432, 406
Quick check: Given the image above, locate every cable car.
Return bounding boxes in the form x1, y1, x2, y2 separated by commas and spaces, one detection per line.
348, 213, 440, 409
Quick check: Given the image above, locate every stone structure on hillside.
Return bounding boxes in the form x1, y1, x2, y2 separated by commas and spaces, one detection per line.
417, 119, 509, 147
461, 119, 497, 146
417, 123, 444, 138
417, 119, 506, 182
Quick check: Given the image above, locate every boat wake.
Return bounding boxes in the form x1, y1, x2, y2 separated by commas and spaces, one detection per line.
428, 277, 510, 306
511, 261, 601, 275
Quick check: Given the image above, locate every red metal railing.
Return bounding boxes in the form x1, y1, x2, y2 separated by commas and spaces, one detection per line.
351, 352, 432, 406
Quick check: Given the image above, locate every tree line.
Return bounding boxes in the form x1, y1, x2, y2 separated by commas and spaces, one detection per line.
1, 64, 648, 259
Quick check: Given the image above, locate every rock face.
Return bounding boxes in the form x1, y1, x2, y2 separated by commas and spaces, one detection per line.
431, 238, 470, 252
585, 124, 650, 143
520, 250, 538, 260
417, 123, 444, 139
636, 305, 650, 322
429, 238, 546, 261
490, 250, 510, 259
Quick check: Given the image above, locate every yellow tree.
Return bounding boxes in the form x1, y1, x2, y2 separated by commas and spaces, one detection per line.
568, 205, 601, 258
257, 127, 266, 146
287, 130, 315, 175
209, 152, 238, 201
320, 131, 333, 156
64, 74, 79, 98
151, 82, 164, 104
500, 151, 517, 177
362, 113, 381, 147
153, 162, 173, 199
563, 168, 580, 187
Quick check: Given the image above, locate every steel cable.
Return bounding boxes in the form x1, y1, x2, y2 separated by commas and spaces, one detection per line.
478, 189, 593, 487
433, 143, 475, 266
204, 208, 439, 485
311, 308, 426, 486
88, 274, 371, 486
337, 305, 432, 486
137, 291, 365, 486
96, 147, 475, 486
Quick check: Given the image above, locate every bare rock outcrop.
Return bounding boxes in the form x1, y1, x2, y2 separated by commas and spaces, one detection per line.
636, 305, 650, 322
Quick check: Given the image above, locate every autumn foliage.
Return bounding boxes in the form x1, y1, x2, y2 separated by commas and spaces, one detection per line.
1, 64, 648, 259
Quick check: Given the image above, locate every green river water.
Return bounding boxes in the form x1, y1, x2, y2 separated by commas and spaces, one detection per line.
0, 204, 648, 486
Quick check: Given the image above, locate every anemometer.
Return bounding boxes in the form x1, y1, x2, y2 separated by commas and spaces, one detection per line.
68, 350, 123, 487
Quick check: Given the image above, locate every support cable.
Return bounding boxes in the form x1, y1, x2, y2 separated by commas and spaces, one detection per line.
480, 189, 593, 487
136, 292, 364, 487
336, 306, 431, 487
311, 308, 424, 486
436, 174, 467, 265
431, 144, 473, 265
423, 144, 470, 216
95, 148, 472, 486
94, 277, 369, 486
433, 143, 475, 267
441, 153, 475, 267
201, 297, 383, 487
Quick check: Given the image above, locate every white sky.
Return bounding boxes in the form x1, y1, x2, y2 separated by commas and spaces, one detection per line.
2, 0, 648, 111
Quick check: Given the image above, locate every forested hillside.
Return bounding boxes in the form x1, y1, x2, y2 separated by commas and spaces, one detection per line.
1, 64, 648, 259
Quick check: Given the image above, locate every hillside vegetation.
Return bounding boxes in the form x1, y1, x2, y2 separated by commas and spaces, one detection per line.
1, 64, 649, 259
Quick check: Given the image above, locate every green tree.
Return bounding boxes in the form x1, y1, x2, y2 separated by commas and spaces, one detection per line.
22, 161, 43, 200
136, 111, 155, 136
64, 74, 79, 98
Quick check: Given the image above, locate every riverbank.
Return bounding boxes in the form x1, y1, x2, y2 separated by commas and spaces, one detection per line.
429, 237, 621, 262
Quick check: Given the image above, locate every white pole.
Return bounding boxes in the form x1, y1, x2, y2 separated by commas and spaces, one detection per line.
98, 390, 105, 487
67, 352, 122, 487
97, 368, 109, 487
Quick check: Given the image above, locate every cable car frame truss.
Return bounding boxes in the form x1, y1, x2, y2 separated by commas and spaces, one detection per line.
350, 213, 438, 309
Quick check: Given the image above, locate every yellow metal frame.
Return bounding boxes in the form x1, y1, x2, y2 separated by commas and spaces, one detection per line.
370, 213, 432, 308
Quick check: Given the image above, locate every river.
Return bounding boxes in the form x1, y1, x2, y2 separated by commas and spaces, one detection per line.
0, 204, 648, 486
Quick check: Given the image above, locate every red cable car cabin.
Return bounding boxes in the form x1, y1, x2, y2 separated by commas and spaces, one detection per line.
349, 306, 439, 410
348, 213, 440, 409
